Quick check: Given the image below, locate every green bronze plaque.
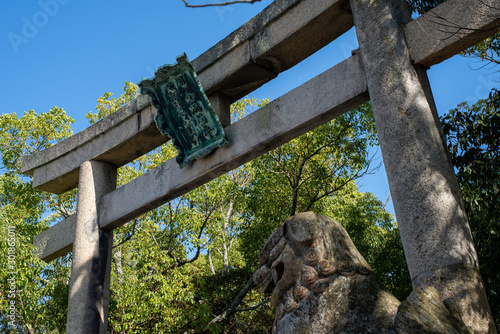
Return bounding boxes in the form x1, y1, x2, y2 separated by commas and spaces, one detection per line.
138, 53, 228, 167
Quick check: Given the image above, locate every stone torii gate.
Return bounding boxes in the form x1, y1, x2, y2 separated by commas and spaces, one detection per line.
21, 0, 499, 332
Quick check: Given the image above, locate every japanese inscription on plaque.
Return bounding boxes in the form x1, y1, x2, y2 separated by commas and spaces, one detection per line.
138, 53, 228, 167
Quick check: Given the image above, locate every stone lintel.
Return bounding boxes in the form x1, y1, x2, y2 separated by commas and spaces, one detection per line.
20, 0, 352, 194
191, 0, 304, 72
99, 54, 368, 230
29, 102, 166, 194
405, 0, 500, 67
193, 0, 354, 101
33, 214, 75, 262
21, 94, 152, 176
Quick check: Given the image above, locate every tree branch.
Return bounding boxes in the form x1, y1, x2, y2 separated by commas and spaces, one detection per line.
165, 210, 213, 270
234, 297, 270, 312
181, 0, 261, 7
113, 219, 138, 248
207, 276, 261, 326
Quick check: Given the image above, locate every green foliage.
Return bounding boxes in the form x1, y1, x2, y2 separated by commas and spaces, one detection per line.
86, 82, 138, 124
193, 267, 274, 333
0, 108, 74, 332
108, 220, 210, 333
441, 91, 500, 329
323, 186, 410, 300
0, 107, 74, 172
1, 87, 407, 332
229, 97, 270, 123
239, 103, 379, 265
462, 33, 500, 65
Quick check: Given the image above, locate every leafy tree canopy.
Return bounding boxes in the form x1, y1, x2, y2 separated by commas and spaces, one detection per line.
1, 84, 407, 332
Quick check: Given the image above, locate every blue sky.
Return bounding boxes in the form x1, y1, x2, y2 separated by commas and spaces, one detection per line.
1, 0, 497, 217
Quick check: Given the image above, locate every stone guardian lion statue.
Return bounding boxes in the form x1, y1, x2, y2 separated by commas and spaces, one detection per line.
253, 212, 473, 334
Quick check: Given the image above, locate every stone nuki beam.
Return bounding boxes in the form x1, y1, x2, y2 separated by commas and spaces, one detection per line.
20, 0, 353, 195
33, 214, 75, 262
34, 54, 367, 261
405, 0, 500, 67
99, 54, 368, 230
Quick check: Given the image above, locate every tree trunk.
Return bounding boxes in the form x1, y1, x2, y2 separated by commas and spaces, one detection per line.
114, 248, 123, 283
222, 202, 234, 273
208, 247, 216, 276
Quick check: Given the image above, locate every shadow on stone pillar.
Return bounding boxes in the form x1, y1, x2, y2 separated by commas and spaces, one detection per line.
66, 160, 117, 334
348, 0, 495, 331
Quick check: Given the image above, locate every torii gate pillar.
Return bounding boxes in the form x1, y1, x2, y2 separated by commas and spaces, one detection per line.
350, 0, 495, 332
66, 160, 117, 333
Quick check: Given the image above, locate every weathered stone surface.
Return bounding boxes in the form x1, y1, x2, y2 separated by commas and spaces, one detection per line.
268, 237, 287, 264
208, 93, 231, 128
23, 98, 164, 194
66, 161, 116, 334
193, 0, 353, 100
255, 212, 480, 334
258, 222, 285, 264
405, 0, 500, 67
395, 286, 473, 334
33, 214, 75, 262
191, 0, 304, 72
350, 0, 495, 331
414, 263, 496, 334
254, 212, 400, 333
20, 93, 152, 175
